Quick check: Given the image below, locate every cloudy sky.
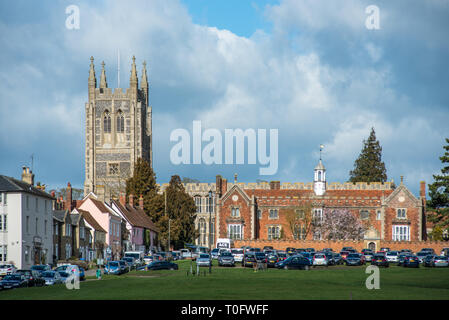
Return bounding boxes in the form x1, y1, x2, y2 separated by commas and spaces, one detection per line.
0, 0, 448, 196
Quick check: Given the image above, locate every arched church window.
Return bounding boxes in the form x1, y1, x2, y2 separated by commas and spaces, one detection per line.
103, 110, 111, 133
116, 110, 124, 133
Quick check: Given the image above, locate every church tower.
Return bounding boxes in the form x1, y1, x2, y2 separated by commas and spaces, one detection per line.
313, 145, 326, 196
84, 56, 152, 201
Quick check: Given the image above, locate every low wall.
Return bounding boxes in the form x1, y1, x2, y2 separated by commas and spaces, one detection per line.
233, 239, 449, 253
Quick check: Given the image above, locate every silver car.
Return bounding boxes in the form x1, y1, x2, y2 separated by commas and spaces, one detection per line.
41, 271, 63, 285
231, 249, 244, 264
313, 253, 327, 266
433, 256, 449, 267
196, 254, 212, 267
386, 251, 399, 263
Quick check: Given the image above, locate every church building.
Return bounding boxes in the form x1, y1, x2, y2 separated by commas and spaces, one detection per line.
84, 56, 152, 201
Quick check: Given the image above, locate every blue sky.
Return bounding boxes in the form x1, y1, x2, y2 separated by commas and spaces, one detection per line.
0, 0, 448, 197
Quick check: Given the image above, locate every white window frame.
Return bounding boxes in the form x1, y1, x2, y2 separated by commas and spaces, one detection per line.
267, 225, 281, 240
228, 224, 243, 240
392, 225, 410, 241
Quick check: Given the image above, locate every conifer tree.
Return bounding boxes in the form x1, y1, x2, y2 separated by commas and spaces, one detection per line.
427, 138, 449, 231
349, 127, 387, 183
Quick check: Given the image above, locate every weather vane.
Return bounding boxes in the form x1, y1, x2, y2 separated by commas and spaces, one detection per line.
319, 144, 324, 161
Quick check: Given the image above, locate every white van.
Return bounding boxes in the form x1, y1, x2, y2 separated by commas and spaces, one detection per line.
124, 251, 144, 266
180, 249, 191, 258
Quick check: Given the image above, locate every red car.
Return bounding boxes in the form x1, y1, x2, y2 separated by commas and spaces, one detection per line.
340, 251, 350, 261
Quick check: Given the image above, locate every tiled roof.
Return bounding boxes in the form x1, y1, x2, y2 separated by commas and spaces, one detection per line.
77, 209, 106, 233
53, 210, 67, 222
113, 200, 159, 232
0, 175, 55, 199
250, 189, 394, 199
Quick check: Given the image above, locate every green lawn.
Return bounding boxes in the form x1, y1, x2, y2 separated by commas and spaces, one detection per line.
1, 261, 449, 300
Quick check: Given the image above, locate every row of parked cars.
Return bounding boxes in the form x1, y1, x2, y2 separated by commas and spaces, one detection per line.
193, 246, 449, 270
0, 263, 85, 291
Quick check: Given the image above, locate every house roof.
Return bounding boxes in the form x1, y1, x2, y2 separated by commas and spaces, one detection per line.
53, 210, 67, 222
113, 200, 159, 232
77, 209, 106, 233
0, 175, 55, 200
70, 213, 80, 226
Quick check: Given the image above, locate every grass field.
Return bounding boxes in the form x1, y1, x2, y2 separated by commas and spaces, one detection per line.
1, 260, 449, 300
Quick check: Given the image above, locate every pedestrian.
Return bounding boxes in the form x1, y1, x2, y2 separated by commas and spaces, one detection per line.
96, 267, 102, 280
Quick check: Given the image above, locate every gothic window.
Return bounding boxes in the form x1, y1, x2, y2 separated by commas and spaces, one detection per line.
397, 209, 407, 219
103, 111, 111, 133
231, 207, 240, 217
116, 110, 124, 133
228, 224, 242, 240
194, 196, 201, 213
199, 218, 206, 245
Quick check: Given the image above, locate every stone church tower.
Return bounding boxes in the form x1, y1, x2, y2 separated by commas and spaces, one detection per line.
84, 56, 152, 201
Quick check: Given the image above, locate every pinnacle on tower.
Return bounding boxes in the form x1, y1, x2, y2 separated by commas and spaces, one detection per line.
100, 61, 108, 88
88, 56, 96, 87
130, 55, 138, 87
141, 60, 148, 88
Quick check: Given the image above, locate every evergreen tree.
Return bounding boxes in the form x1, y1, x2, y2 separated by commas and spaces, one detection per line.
349, 127, 387, 183
125, 157, 159, 209
427, 138, 449, 230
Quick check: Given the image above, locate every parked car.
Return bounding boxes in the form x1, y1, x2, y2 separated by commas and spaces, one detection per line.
380, 247, 391, 253
118, 260, 131, 273
231, 249, 244, 264
244, 253, 256, 267
324, 252, 335, 266
371, 254, 389, 267
300, 252, 314, 265
267, 254, 279, 267
417, 251, 431, 264
342, 247, 355, 252
400, 249, 412, 253
361, 249, 373, 254
143, 256, 154, 264
30, 264, 51, 276
313, 253, 328, 266
263, 246, 274, 251
403, 255, 420, 268
397, 253, 413, 266
433, 256, 449, 267
255, 252, 268, 264
276, 255, 311, 270
286, 247, 296, 255
122, 257, 137, 269
0, 274, 28, 289
144, 261, 178, 271
211, 248, 220, 260
104, 261, 122, 275
15, 269, 44, 287
218, 251, 235, 267
346, 253, 363, 266
306, 248, 316, 253
363, 251, 374, 262
421, 248, 435, 255
424, 255, 436, 267
41, 271, 63, 285
196, 254, 212, 267
333, 253, 343, 265
180, 249, 191, 258
440, 248, 449, 257
386, 251, 399, 263
0, 264, 17, 277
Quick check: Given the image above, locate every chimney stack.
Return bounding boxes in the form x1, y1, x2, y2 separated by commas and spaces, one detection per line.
21, 166, 35, 186
216, 175, 222, 198
129, 194, 134, 207
270, 181, 280, 190
139, 194, 144, 210
119, 192, 126, 206
66, 182, 72, 211
222, 179, 228, 196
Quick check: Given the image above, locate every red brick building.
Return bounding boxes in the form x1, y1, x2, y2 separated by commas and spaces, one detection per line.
214, 160, 427, 252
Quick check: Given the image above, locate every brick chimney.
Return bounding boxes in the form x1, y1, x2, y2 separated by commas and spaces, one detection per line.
119, 192, 126, 206
216, 175, 222, 198
270, 181, 280, 190
21, 166, 35, 186
420, 181, 426, 206
139, 194, 144, 210
65, 182, 72, 210
222, 178, 228, 195
129, 194, 134, 207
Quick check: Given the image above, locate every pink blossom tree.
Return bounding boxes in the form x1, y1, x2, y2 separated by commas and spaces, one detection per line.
313, 208, 366, 240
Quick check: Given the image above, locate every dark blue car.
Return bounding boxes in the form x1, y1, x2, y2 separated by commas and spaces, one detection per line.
0, 274, 27, 289
403, 255, 420, 268
275, 255, 311, 270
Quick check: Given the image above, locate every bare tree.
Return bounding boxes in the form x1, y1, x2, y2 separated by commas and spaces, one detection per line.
313, 208, 366, 240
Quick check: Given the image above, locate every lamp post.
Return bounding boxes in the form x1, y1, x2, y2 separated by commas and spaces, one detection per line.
208, 190, 213, 274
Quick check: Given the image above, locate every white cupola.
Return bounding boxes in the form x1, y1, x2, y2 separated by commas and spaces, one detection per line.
313, 145, 326, 196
